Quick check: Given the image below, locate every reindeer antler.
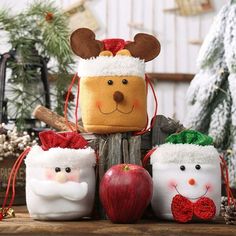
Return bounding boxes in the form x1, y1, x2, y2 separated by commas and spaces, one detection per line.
70, 28, 104, 59
125, 33, 161, 62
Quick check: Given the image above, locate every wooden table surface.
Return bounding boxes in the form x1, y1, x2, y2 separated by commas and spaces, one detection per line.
0, 206, 236, 236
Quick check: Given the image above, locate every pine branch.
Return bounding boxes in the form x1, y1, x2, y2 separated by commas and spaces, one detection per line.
0, 0, 75, 129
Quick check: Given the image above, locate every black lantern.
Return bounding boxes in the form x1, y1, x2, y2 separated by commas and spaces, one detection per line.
0, 46, 51, 130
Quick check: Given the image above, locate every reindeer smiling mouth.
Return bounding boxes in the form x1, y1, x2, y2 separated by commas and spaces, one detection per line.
98, 90, 134, 115
98, 104, 134, 115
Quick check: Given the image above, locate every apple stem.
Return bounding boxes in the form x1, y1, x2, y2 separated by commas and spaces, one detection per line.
123, 165, 130, 171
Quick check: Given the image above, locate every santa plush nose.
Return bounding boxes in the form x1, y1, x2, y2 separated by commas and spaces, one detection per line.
113, 91, 124, 103
188, 178, 196, 185
55, 172, 67, 183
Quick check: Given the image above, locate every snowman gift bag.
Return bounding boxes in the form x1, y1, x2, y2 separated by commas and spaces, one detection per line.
24, 130, 96, 220
150, 130, 221, 223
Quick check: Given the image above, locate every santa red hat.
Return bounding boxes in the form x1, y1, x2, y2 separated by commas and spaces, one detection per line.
25, 131, 96, 168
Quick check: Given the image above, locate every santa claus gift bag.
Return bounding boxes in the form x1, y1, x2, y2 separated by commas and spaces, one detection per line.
21, 130, 95, 220
147, 130, 223, 223
67, 28, 160, 134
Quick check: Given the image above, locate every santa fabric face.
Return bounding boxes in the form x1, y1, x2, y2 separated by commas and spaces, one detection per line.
25, 131, 96, 220
150, 130, 221, 223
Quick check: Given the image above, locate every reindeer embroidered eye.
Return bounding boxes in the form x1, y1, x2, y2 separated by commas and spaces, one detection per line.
55, 167, 61, 173
122, 79, 128, 85
65, 167, 71, 173
195, 164, 201, 170
107, 80, 113, 85
180, 165, 185, 171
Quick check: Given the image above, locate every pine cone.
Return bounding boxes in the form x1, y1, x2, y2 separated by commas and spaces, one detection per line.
221, 196, 236, 225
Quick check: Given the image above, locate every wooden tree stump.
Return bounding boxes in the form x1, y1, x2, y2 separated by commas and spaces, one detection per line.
151, 115, 185, 147
94, 133, 142, 181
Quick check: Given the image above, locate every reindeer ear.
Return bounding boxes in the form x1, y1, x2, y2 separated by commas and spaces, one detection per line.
70, 28, 104, 59
125, 33, 161, 62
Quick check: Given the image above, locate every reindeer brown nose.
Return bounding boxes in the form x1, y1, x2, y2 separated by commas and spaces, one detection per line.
113, 91, 124, 103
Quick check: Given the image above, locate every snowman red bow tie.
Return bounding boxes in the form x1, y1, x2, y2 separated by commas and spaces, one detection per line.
171, 194, 216, 223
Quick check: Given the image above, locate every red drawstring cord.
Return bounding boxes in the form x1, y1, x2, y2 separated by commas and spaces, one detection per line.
74, 76, 80, 131
133, 77, 149, 136
142, 147, 157, 168
134, 74, 158, 136
64, 73, 78, 132
147, 75, 158, 132
0, 148, 31, 220
220, 155, 236, 207
95, 150, 100, 165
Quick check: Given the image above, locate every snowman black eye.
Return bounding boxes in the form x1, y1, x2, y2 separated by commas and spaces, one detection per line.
195, 164, 201, 170
55, 167, 61, 172
65, 167, 71, 173
107, 80, 113, 85
180, 165, 185, 171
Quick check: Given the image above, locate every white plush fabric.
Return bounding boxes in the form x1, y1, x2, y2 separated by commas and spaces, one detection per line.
29, 179, 88, 201
151, 162, 221, 220
25, 146, 96, 220
77, 55, 145, 78
151, 144, 220, 164
25, 146, 96, 168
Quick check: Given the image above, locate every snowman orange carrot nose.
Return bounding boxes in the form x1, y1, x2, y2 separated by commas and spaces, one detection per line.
188, 178, 196, 185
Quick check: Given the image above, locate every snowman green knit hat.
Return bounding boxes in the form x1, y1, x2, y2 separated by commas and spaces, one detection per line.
150, 130, 219, 164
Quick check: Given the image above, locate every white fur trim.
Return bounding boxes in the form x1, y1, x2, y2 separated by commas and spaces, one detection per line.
150, 143, 220, 164
25, 146, 96, 168
77, 55, 145, 78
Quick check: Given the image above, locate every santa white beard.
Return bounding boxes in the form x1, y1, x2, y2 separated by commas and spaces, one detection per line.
29, 179, 88, 201
26, 179, 94, 220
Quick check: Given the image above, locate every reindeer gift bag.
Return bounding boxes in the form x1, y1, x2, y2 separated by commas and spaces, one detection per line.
24, 130, 96, 220
148, 130, 222, 223
68, 28, 160, 134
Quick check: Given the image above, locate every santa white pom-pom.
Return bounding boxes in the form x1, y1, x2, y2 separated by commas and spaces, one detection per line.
25, 131, 96, 220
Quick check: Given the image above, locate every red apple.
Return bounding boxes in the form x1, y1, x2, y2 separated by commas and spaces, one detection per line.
99, 164, 153, 223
